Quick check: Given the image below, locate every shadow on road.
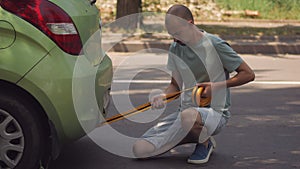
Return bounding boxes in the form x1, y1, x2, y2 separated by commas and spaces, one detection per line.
49, 84, 300, 169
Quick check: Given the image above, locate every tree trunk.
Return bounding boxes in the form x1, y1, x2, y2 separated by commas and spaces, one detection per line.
116, 0, 141, 30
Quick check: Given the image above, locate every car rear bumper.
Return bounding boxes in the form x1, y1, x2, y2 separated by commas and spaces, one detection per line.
17, 46, 113, 143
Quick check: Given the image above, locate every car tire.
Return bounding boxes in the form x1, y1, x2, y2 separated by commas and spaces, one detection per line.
0, 91, 46, 169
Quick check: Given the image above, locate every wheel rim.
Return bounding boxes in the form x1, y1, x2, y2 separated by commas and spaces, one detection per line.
0, 109, 24, 168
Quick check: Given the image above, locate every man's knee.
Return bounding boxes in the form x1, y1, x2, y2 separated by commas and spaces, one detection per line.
180, 108, 202, 130
132, 139, 155, 158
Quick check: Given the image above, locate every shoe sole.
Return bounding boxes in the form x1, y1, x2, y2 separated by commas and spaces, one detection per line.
210, 136, 217, 149
187, 145, 213, 164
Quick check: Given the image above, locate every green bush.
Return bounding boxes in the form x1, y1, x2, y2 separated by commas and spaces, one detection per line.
216, 0, 300, 20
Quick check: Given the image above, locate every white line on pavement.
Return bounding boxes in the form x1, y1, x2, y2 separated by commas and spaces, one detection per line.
113, 80, 170, 84
250, 81, 300, 85
113, 80, 300, 85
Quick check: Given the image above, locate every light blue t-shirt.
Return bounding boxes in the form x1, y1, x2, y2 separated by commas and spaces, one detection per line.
167, 31, 243, 116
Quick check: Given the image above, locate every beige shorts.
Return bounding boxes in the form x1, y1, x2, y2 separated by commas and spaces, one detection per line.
141, 107, 229, 150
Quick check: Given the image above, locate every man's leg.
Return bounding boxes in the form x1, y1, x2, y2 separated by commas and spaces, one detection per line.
180, 108, 215, 164
133, 108, 219, 160
180, 108, 209, 145
132, 139, 156, 158
133, 111, 184, 158
133, 139, 181, 158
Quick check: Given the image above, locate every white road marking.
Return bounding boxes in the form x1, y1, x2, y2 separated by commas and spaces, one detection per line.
113, 80, 300, 85
113, 80, 170, 84
250, 81, 300, 85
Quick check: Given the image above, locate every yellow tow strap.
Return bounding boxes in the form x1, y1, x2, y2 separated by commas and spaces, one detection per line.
100, 86, 211, 126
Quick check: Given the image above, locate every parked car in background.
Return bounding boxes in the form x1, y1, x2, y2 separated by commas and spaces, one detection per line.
0, 0, 112, 168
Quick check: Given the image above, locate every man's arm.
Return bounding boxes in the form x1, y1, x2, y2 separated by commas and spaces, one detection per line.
198, 61, 255, 97
165, 71, 182, 94
151, 71, 182, 108
226, 61, 255, 88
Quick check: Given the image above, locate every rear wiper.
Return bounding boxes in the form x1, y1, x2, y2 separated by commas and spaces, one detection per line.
90, 0, 96, 5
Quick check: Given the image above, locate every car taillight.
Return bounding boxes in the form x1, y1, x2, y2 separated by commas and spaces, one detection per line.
0, 0, 83, 55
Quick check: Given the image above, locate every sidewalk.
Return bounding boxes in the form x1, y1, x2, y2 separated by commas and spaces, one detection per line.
102, 20, 300, 54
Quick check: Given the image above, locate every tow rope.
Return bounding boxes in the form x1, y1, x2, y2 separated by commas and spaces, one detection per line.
100, 86, 211, 126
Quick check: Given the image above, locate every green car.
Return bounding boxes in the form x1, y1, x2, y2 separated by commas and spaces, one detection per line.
0, 0, 113, 168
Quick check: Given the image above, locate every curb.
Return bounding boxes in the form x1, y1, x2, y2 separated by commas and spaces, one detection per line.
102, 20, 300, 54
230, 42, 300, 54
103, 41, 300, 54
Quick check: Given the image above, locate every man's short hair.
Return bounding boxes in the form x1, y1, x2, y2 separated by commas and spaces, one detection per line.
166, 4, 194, 22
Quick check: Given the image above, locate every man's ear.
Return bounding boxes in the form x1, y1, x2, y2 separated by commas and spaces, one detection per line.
188, 20, 194, 24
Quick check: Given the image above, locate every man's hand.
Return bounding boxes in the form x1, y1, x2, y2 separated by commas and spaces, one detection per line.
196, 82, 212, 98
150, 94, 166, 109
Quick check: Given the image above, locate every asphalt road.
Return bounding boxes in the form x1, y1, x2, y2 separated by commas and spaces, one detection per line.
49, 52, 300, 169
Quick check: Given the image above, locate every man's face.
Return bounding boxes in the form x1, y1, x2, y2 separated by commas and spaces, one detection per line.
165, 15, 194, 44
168, 24, 190, 44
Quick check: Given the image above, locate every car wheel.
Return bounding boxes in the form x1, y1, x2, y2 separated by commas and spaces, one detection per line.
0, 93, 46, 169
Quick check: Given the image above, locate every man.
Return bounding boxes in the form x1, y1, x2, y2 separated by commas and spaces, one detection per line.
133, 4, 255, 164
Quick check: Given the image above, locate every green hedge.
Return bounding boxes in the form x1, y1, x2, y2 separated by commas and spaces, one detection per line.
215, 0, 300, 20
